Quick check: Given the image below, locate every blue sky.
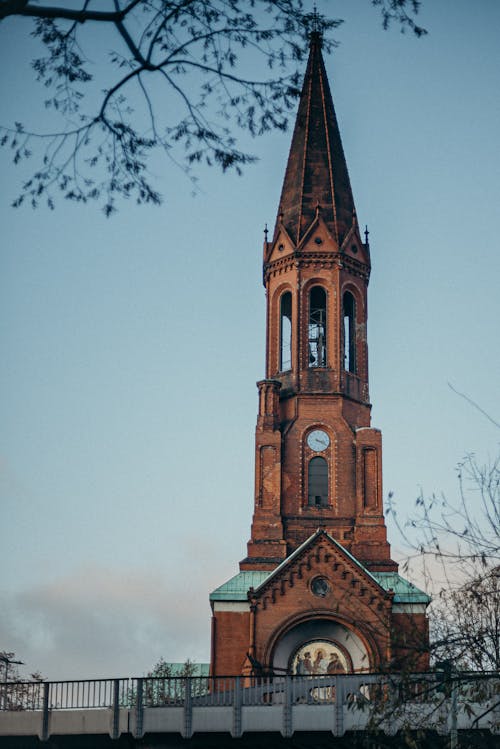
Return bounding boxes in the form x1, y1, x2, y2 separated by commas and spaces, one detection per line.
1, 1, 499, 680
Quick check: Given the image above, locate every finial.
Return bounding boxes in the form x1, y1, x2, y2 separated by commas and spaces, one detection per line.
308, 4, 324, 45
312, 4, 320, 31
364, 225, 370, 245
315, 200, 321, 216
264, 223, 268, 240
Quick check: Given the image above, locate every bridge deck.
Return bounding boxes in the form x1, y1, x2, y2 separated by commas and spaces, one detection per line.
0, 673, 498, 743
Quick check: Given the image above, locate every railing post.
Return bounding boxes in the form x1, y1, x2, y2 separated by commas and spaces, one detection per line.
111, 679, 120, 740
449, 670, 458, 749
134, 678, 144, 739
282, 676, 292, 738
232, 676, 242, 737
183, 677, 192, 738
333, 676, 343, 736
40, 682, 50, 742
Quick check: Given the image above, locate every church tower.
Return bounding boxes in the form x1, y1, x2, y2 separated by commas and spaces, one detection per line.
242, 31, 392, 573
210, 33, 429, 677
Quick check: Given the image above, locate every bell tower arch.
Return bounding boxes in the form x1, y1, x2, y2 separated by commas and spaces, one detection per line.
242, 32, 395, 573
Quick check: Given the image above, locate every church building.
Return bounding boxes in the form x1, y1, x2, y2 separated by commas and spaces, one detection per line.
210, 32, 430, 678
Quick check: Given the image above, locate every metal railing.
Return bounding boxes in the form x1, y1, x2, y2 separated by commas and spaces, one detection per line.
1, 672, 498, 712
1, 673, 498, 743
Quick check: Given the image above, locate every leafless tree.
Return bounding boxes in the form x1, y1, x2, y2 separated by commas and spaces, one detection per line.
377, 444, 500, 745
0, 651, 44, 711
0, 1, 426, 214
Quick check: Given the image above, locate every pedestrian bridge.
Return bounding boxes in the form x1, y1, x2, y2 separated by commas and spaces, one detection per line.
0, 673, 498, 746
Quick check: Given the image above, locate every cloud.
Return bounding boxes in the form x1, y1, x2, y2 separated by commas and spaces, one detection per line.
0, 563, 217, 680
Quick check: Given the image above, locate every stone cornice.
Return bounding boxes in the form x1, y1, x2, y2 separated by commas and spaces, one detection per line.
264, 251, 370, 283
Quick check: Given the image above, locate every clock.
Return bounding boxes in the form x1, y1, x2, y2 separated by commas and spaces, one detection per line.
307, 429, 330, 452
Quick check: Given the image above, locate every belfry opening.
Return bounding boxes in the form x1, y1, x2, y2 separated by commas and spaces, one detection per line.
209, 32, 430, 678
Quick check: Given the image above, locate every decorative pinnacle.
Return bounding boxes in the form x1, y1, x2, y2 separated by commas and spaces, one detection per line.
305, 3, 325, 46
264, 223, 268, 240
308, 3, 324, 44
312, 4, 320, 30
364, 225, 370, 245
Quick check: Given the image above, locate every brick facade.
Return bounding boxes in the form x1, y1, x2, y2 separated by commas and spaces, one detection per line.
210, 33, 429, 677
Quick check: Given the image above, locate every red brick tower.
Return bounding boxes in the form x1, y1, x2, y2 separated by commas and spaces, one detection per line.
210, 33, 429, 677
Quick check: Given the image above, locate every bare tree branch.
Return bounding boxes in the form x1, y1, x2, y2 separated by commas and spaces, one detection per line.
0, 1, 427, 213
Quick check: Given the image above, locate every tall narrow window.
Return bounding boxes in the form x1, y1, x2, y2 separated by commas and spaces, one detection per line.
308, 457, 328, 506
308, 287, 327, 367
343, 291, 356, 373
280, 292, 292, 371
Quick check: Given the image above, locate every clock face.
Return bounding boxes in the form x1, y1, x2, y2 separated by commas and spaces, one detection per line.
307, 429, 330, 452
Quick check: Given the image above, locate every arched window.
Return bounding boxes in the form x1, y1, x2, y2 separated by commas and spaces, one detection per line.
308, 286, 327, 367
308, 457, 328, 506
343, 291, 356, 373
280, 292, 292, 371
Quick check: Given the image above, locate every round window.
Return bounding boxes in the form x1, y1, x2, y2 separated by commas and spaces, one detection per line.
310, 576, 330, 597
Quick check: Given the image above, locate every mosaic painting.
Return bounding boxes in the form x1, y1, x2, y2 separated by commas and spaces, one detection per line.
290, 640, 349, 675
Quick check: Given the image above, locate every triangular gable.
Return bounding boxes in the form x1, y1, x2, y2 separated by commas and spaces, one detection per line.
340, 221, 369, 265
265, 222, 297, 264
296, 211, 338, 253
250, 529, 391, 606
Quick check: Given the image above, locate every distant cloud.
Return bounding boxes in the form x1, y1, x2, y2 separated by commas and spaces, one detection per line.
0, 563, 221, 680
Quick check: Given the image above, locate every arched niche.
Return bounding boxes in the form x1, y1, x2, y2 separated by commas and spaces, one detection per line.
308, 286, 327, 368
271, 618, 371, 675
343, 290, 356, 374
279, 290, 292, 371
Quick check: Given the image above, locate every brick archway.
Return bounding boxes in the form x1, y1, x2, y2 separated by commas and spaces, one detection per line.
265, 613, 380, 674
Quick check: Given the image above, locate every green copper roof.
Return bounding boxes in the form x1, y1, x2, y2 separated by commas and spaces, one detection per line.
210, 571, 272, 601
370, 572, 431, 604
210, 569, 429, 605
210, 533, 430, 605
164, 663, 210, 676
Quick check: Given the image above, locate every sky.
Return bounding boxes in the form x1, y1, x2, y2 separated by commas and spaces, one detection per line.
1, 1, 499, 681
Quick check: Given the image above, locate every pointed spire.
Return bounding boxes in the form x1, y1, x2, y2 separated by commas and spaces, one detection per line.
274, 34, 357, 247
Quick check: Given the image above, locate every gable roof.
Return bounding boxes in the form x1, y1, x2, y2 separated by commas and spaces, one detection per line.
161, 663, 210, 677
210, 570, 271, 602
210, 530, 430, 605
370, 572, 431, 604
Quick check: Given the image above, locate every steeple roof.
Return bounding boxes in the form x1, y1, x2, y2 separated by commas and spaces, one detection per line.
275, 33, 357, 247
